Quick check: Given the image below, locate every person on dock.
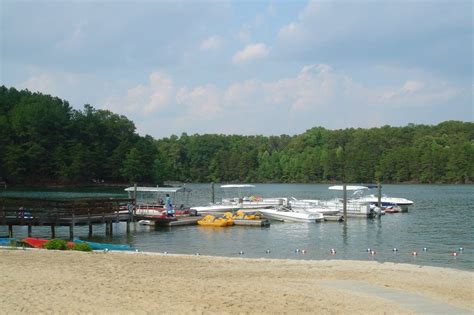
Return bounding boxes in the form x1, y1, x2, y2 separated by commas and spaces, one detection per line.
165, 194, 174, 217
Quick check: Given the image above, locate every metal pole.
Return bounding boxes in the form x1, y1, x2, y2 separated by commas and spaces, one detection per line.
211, 182, 215, 204
343, 184, 347, 222
377, 182, 382, 208
133, 183, 137, 203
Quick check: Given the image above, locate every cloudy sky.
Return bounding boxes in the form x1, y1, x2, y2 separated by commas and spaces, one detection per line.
1, 0, 472, 138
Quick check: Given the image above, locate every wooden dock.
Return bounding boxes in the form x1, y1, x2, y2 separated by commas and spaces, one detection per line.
0, 197, 134, 239
324, 215, 344, 222
233, 219, 270, 226
136, 215, 201, 227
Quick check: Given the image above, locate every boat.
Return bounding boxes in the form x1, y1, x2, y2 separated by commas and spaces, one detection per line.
74, 239, 134, 251
191, 184, 288, 214
290, 186, 383, 218
197, 215, 234, 227
22, 237, 75, 249
351, 187, 413, 212
258, 207, 324, 223
0, 238, 16, 246
330, 185, 413, 212
289, 198, 340, 215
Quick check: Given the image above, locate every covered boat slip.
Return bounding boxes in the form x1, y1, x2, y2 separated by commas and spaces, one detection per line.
125, 186, 192, 208
0, 196, 134, 239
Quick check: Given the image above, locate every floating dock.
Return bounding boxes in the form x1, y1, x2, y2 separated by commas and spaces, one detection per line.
233, 219, 270, 226
137, 215, 200, 227
324, 215, 344, 222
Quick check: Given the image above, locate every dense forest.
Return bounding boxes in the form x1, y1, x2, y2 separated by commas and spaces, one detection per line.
0, 86, 472, 185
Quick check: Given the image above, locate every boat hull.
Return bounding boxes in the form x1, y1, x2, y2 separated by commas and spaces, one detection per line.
258, 209, 323, 223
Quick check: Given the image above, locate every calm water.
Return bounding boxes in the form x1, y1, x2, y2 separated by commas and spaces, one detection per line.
1, 184, 473, 271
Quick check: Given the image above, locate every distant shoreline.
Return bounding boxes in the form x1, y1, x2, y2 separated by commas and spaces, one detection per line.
2, 181, 473, 189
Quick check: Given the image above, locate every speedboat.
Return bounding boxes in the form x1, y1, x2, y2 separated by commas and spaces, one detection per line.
290, 186, 383, 218
191, 184, 288, 214
340, 185, 414, 212
258, 207, 323, 223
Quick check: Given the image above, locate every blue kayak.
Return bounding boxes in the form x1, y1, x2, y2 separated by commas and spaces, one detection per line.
0, 238, 17, 246
74, 239, 134, 251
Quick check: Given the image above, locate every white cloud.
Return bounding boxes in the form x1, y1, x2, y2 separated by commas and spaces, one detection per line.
104, 65, 470, 137
176, 84, 222, 118
199, 36, 222, 51
232, 43, 270, 64
19, 73, 58, 96
107, 71, 175, 115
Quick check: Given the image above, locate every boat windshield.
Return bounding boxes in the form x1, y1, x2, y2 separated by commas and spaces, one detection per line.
220, 184, 256, 201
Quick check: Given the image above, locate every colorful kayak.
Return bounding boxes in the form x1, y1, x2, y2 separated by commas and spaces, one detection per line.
22, 237, 75, 249
0, 238, 16, 246
73, 239, 134, 251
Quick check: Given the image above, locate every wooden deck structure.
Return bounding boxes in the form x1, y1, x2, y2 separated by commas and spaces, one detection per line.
233, 219, 270, 226
0, 197, 134, 239
135, 215, 201, 227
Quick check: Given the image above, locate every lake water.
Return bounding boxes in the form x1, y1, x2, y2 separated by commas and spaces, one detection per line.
1, 184, 473, 271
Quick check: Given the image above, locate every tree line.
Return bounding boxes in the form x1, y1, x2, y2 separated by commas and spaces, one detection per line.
0, 86, 472, 185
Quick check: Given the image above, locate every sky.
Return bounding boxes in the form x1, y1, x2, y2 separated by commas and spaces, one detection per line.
1, 0, 472, 138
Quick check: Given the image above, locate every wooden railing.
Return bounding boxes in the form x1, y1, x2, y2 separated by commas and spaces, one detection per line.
0, 197, 134, 225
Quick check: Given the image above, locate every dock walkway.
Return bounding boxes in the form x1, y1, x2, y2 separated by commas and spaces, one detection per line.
0, 197, 134, 239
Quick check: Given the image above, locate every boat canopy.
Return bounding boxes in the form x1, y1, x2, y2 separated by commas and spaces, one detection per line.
328, 185, 369, 191
124, 186, 192, 193
220, 184, 256, 189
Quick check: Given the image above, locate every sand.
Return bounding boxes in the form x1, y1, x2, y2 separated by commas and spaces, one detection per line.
0, 249, 473, 314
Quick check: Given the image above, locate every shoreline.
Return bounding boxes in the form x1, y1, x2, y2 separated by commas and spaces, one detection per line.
1, 248, 473, 314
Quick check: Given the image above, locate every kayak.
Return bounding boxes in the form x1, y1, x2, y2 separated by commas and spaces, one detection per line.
74, 239, 134, 251
22, 237, 75, 249
0, 238, 16, 246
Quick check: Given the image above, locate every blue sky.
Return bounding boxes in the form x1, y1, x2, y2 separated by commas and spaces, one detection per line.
1, 0, 472, 138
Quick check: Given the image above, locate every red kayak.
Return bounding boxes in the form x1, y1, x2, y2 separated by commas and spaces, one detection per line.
22, 237, 75, 249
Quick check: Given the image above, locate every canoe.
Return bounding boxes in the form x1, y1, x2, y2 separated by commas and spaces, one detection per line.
22, 237, 75, 249
74, 239, 134, 251
0, 238, 16, 246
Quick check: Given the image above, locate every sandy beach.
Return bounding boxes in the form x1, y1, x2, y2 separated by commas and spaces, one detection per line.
0, 249, 472, 314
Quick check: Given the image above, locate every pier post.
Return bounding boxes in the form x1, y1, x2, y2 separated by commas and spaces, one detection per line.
133, 183, 137, 203
377, 182, 382, 208
88, 224, 93, 237
132, 184, 137, 223
105, 221, 112, 236
126, 201, 132, 233
69, 212, 75, 240
343, 184, 347, 222
211, 182, 215, 204
51, 225, 56, 238
110, 220, 113, 235
8, 225, 13, 238
27, 224, 32, 237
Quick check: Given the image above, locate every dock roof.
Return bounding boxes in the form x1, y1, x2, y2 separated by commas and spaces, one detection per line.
124, 186, 192, 193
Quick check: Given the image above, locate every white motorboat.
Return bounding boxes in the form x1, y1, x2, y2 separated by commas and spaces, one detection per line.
191, 184, 288, 214
331, 185, 414, 212
289, 198, 340, 215
290, 186, 382, 218
258, 208, 324, 223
